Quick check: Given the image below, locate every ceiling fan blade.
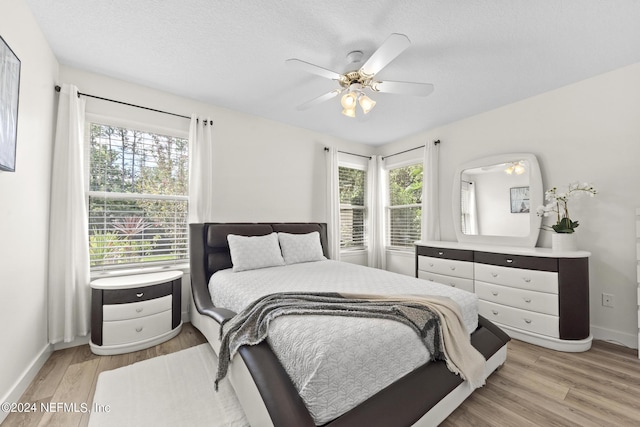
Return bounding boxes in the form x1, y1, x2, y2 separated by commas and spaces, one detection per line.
371, 80, 435, 97
359, 33, 411, 78
296, 89, 342, 110
286, 58, 343, 81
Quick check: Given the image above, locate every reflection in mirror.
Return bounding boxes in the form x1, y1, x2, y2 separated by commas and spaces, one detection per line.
453, 153, 542, 247
460, 160, 530, 237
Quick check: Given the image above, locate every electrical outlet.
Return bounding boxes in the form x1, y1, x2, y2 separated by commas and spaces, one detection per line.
602, 293, 614, 307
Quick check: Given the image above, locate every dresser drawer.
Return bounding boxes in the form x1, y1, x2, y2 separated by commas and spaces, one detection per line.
102, 310, 173, 346
474, 263, 558, 294
475, 252, 557, 272
103, 295, 172, 321
479, 300, 559, 338
418, 271, 474, 293
416, 246, 474, 262
418, 256, 474, 279
475, 281, 558, 316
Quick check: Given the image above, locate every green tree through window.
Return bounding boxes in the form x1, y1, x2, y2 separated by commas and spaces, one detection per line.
88, 123, 189, 268
339, 166, 366, 249
388, 163, 423, 248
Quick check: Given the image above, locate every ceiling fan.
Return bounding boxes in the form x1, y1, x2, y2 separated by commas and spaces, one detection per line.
286, 33, 434, 118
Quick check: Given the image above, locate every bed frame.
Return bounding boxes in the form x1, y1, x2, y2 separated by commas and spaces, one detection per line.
189, 222, 510, 427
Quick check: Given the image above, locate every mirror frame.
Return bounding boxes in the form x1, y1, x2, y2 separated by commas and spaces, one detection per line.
452, 152, 543, 247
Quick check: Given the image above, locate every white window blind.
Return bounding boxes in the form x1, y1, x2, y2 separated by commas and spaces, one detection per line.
88, 123, 189, 269
387, 162, 423, 248
338, 166, 367, 249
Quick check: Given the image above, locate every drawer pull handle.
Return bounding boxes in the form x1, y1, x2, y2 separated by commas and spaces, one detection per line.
450, 283, 456, 287
136, 308, 143, 313
429, 263, 434, 267
523, 298, 532, 303
492, 310, 499, 315
506, 259, 513, 263
449, 266, 456, 271
491, 291, 499, 296
523, 278, 532, 283
136, 327, 144, 332
491, 272, 498, 278
524, 319, 532, 324
438, 251, 444, 255
136, 293, 144, 298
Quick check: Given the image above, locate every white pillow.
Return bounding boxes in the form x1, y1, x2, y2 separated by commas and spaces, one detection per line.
278, 232, 326, 265
227, 233, 285, 272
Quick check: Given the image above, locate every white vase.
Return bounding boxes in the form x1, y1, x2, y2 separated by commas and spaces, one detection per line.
551, 233, 577, 251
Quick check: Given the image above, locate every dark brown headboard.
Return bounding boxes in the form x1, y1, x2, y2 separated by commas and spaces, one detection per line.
189, 222, 328, 321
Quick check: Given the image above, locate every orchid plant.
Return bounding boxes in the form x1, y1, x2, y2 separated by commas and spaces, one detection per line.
536, 182, 597, 233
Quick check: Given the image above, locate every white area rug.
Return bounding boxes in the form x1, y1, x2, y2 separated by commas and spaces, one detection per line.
89, 344, 249, 427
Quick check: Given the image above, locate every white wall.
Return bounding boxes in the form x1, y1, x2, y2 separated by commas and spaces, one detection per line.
379, 62, 640, 347
0, 0, 59, 415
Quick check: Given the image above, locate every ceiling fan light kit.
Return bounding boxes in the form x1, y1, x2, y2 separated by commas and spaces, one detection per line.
287, 33, 434, 118
358, 94, 376, 114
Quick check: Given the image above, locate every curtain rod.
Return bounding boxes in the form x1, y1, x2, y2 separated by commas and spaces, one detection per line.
381, 140, 440, 161
323, 147, 372, 160
54, 85, 192, 121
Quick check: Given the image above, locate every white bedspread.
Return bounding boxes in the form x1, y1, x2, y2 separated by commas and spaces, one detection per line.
209, 260, 478, 425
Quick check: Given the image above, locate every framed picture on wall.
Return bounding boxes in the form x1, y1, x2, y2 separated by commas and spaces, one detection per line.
0, 35, 21, 172
510, 186, 530, 213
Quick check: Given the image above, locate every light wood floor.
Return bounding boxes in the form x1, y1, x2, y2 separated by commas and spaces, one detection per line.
2, 323, 207, 427
443, 338, 640, 427
3, 326, 639, 426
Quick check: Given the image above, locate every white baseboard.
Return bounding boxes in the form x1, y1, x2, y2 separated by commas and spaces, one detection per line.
52, 334, 90, 351
591, 325, 638, 350
0, 344, 52, 424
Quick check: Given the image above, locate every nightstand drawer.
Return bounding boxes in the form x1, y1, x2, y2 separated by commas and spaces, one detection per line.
103, 282, 172, 304
474, 263, 558, 293
102, 310, 173, 346
418, 271, 474, 293
103, 295, 172, 321
418, 256, 474, 279
479, 300, 559, 338
476, 281, 558, 316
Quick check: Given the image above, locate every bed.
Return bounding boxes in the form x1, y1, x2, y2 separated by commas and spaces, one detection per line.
189, 222, 510, 427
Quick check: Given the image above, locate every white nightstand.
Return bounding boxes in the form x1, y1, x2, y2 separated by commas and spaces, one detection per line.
90, 270, 183, 355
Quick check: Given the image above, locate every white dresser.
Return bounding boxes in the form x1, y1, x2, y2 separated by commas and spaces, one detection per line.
90, 270, 183, 355
416, 241, 591, 352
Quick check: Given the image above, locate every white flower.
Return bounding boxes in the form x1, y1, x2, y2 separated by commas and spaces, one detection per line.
538, 181, 597, 233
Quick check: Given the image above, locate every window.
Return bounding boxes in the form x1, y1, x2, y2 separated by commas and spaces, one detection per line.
338, 166, 367, 249
88, 123, 189, 268
387, 163, 423, 248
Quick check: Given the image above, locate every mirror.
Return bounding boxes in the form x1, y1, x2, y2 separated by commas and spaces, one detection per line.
452, 153, 542, 247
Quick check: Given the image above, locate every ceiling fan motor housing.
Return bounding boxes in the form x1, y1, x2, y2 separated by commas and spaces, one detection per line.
339, 70, 374, 90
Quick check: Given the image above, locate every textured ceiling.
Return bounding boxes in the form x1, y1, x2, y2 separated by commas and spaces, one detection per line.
25, 0, 640, 145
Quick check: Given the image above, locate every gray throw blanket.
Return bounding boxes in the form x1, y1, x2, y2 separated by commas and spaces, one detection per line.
215, 292, 485, 391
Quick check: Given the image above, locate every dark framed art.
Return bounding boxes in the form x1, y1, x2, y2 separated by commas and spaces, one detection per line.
0, 35, 21, 172
510, 186, 530, 213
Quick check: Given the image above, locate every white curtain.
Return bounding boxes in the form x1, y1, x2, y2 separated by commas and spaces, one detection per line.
461, 181, 479, 235
421, 141, 441, 241
367, 155, 386, 269
188, 115, 215, 223
325, 147, 340, 260
48, 83, 90, 344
